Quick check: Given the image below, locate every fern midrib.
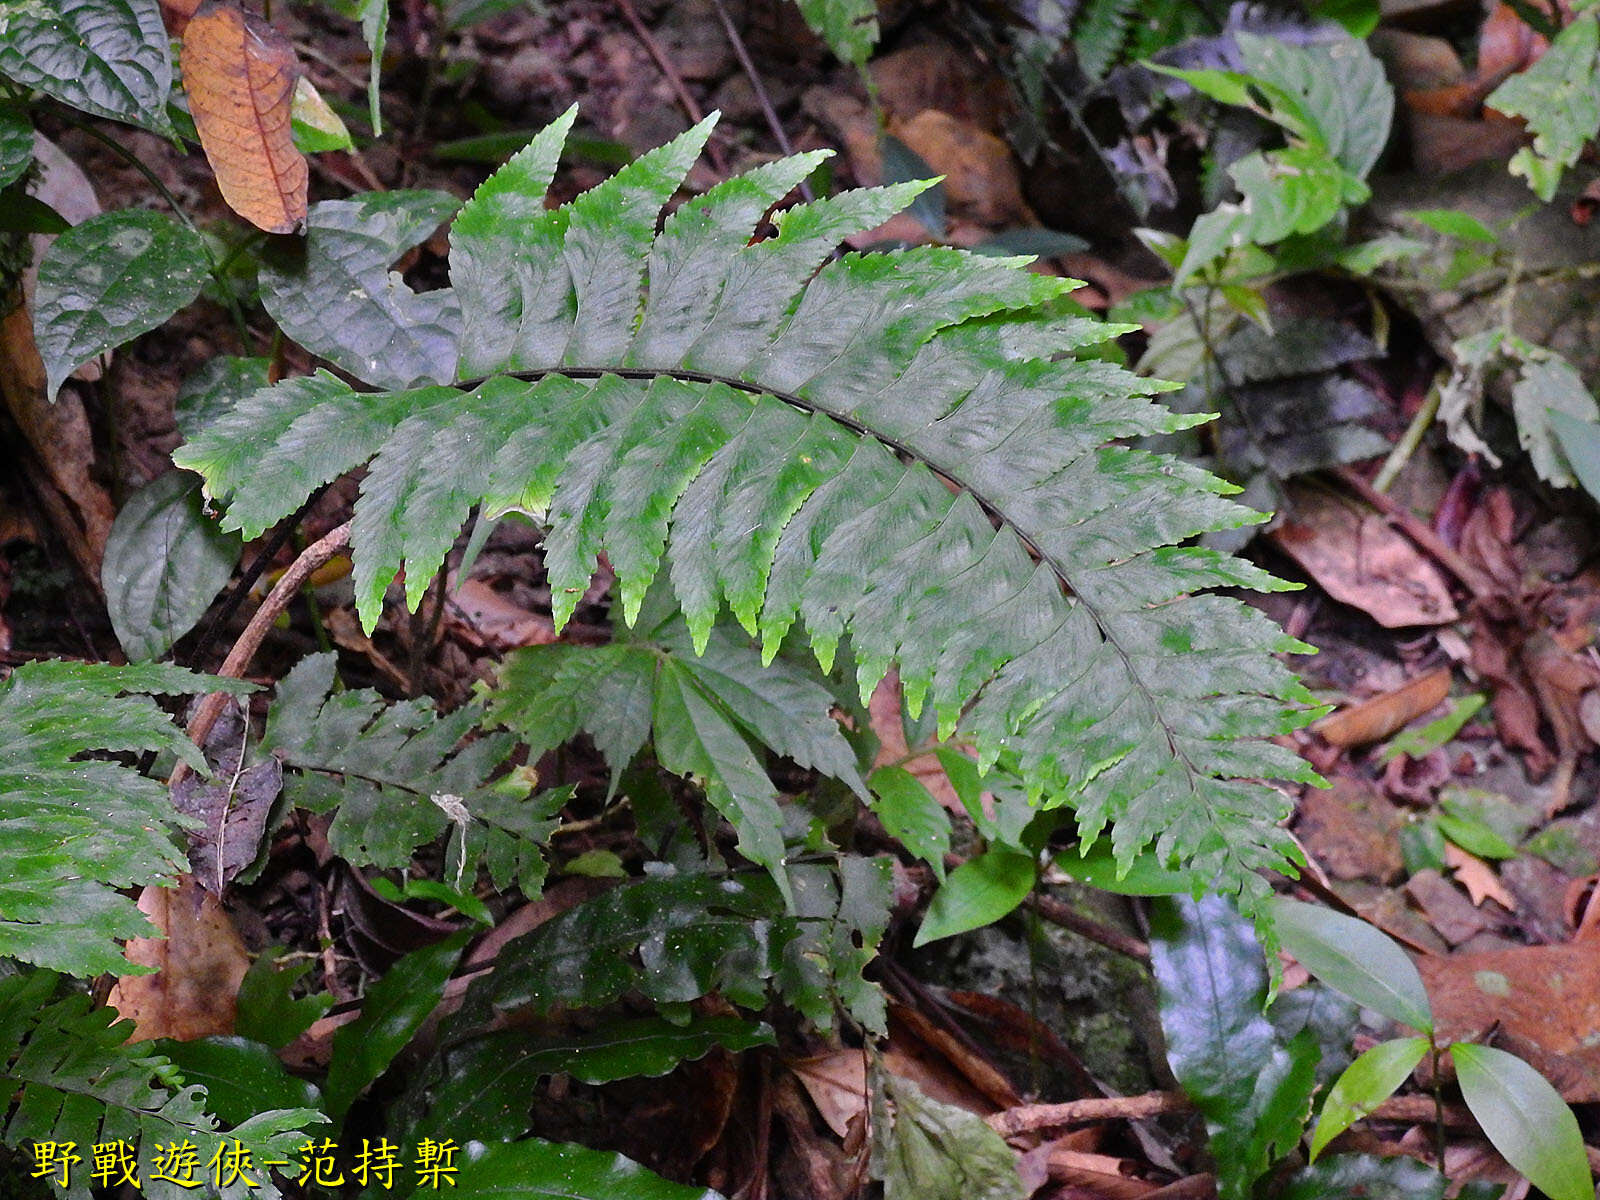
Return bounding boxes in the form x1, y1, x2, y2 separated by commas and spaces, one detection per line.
468, 364, 1201, 792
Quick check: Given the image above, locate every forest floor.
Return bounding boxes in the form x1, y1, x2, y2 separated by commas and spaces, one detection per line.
9, 0, 1600, 1196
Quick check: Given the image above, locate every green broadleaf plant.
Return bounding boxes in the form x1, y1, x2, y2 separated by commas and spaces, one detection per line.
101, 470, 242, 663
34, 209, 212, 399
175, 106, 1321, 928
0, 0, 176, 135
1155, 33, 1392, 285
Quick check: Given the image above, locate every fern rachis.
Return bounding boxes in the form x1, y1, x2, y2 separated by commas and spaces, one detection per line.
174, 106, 1319, 914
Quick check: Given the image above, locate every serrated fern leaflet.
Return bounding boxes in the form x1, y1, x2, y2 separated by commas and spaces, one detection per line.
0, 661, 253, 977
174, 107, 1319, 908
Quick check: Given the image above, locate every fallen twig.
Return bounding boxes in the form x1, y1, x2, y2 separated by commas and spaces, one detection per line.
988, 1089, 1479, 1137
1334, 466, 1492, 598
615, 0, 727, 174
172, 521, 352, 785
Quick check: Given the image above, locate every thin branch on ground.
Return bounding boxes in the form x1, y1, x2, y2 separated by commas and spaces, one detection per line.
173, 521, 353, 785
616, 0, 728, 174
708, 0, 813, 202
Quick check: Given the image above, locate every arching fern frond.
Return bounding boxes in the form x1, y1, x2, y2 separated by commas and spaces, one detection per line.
174, 108, 1319, 912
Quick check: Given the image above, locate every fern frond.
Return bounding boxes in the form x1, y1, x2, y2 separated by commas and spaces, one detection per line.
0, 662, 253, 976
174, 110, 1320, 912
0, 967, 324, 1200
259, 653, 553, 885
1073, 0, 1136, 79
0, 970, 215, 1200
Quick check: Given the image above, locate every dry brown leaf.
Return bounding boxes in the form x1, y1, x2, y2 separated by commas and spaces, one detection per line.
105, 874, 249, 1041
1444, 843, 1517, 911
1271, 487, 1459, 627
450, 577, 559, 650
1313, 667, 1452, 748
1420, 940, 1600, 1100
868, 673, 967, 817
1294, 777, 1406, 882
180, 0, 307, 234
889, 109, 1033, 227
159, 0, 203, 35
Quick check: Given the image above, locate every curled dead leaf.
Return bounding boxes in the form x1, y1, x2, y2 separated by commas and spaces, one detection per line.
105, 874, 249, 1042
1314, 667, 1453, 748
180, 0, 308, 234
1271, 486, 1459, 628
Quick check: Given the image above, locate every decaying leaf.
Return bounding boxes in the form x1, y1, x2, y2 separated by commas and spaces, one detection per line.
170, 699, 282, 894
1444, 843, 1518, 911
180, 0, 308, 234
1314, 667, 1453, 748
105, 874, 251, 1042
869, 1070, 1025, 1200
1271, 486, 1459, 627
1420, 941, 1600, 1101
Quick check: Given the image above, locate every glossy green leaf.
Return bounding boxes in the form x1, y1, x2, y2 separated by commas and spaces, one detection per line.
1405, 208, 1497, 244
868, 766, 951, 879
155, 1035, 322, 1126
258, 190, 461, 390
1381, 694, 1487, 761
420, 1016, 774, 1141
914, 848, 1034, 947
449, 1139, 725, 1200
290, 76, 355, 153
1149, 895, 1321, 1200
1308, 1037, 1428, 1160
324, 931, 469, 1121
1281, 1154, 1448, 1200
234, 946, 335, 1050
102, 470, 241, 662
0, 0, 175, 134
454, 874, 789, 1020
1454, 1042, 1592, 1200
1053, 840, 1197, 895
1271, 897, 1433, 1034
34, 209, 211, 399
794, 0, 878, 67
0, 103, 31, 189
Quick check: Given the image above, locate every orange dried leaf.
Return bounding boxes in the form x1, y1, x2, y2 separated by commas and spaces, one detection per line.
159, 0, 202, 36
180, 0, 307, 234
1314, 667, 1453, 748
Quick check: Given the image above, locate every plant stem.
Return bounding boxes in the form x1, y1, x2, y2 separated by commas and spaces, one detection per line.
1372, 374, 1443, 494
173, 521, 352, 785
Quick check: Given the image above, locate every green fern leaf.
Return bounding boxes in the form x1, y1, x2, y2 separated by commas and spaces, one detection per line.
175, 112, 1320, 914
0, 969, 323, 1200
1074, 0, 1136, 79
0, 662, 253, 976
492, 592, 863, 897
259, 653, 550, 883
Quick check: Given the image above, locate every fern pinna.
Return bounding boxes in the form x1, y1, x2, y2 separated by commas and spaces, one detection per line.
174, 107, 1319, 914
